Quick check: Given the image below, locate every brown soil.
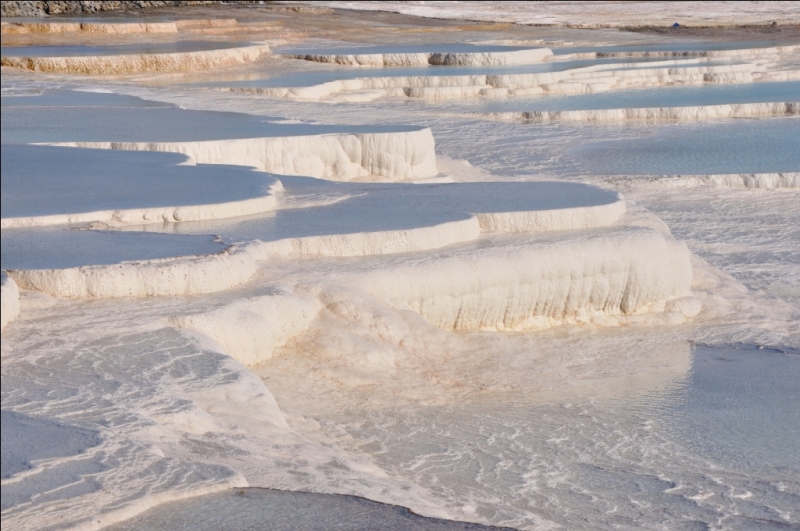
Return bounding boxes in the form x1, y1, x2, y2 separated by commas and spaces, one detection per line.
625, 24, 800, 41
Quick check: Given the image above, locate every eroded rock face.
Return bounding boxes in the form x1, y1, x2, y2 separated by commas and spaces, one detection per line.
2, 1, 45, 17
0, 1, 256, 18
0, 273, 20, 330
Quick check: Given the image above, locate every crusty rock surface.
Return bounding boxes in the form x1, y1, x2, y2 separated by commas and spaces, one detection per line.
1, 1, 258, 18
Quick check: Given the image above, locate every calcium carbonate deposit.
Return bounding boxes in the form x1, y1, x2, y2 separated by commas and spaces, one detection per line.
1, 3, 798, 531
0, 41, 272, 74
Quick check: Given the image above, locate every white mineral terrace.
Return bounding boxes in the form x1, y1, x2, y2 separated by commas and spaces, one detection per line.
50, 131, 438, 182
3, 178, 632, 300
229, 54, 800, 103
447, 79, 800, 122
557, 43, 800, 60
2, 119, 700, 338
0, 41, 271, 73
2, 90, 438, 182
2, 5, 799, 531
0, 94, 696, 331
0, 272, 20, 330
282, 42, 799, 68
0, 145, 282, 228
475, 101, 798, 123
630, 172, 800, 188
283, 45, 554, 67
171, 224, 698, 367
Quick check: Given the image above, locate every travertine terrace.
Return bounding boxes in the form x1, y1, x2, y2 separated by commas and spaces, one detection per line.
2, 3, 799, 531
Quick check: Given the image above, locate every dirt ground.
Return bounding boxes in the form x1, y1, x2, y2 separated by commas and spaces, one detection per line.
629, 24, 800, 40
2, 4, 798, 49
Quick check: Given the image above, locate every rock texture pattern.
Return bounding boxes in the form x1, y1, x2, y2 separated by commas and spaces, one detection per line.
1, 272, 21, 330
1, 1, 256, 18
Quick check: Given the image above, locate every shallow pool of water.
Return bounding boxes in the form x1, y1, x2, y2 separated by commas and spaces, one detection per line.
570, 117, 800, 175
1, 145, 275, 219
0, 89, 422, 144
188, 57, 696, 89
0, 88, 171, 107
298, 345, 800, 530
0, 227, 225, 270
120, 178, 619, 243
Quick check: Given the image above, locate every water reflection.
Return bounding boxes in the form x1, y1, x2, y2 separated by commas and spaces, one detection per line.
309, 343, 800, 529
569, 117, 800, 175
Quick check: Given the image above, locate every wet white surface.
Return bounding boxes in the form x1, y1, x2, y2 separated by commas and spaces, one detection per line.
261, 345, 799, 531
1, 10, 799, 531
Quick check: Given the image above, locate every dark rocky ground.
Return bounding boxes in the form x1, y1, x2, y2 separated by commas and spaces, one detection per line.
1, 1, 262, 18
629, 23, 800, 40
